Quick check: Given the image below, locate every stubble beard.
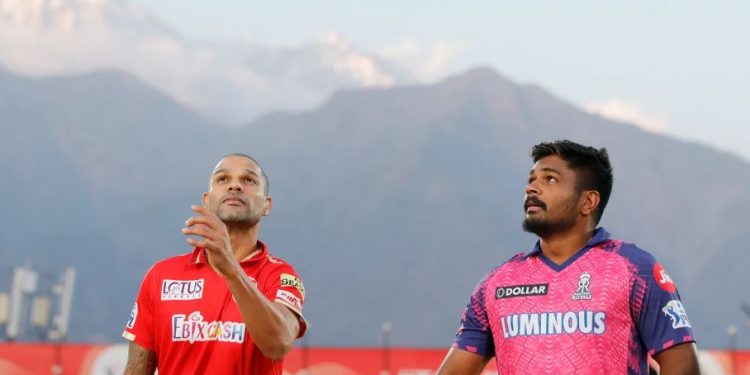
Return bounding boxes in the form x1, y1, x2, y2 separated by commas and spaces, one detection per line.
214, 204, 261, 228
522, 197, 579, 238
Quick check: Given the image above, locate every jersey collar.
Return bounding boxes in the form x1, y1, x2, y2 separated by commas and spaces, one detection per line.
523, 227, 611, 265
188, 240, 269, 267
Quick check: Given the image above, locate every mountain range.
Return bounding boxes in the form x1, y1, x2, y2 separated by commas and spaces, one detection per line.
1, 65, 748, 348
0, 0, 425, 124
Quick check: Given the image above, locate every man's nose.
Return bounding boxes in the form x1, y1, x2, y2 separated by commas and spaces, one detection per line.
525, 181, 539, 195
228, 179, 243, 191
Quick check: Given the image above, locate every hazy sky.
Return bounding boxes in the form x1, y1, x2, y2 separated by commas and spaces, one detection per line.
134, 0, 749, 161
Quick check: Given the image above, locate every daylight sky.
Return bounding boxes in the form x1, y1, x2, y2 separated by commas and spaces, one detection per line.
134, 0, 749, 161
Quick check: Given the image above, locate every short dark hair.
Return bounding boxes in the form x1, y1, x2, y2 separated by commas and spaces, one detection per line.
530, 140, 613, 225
222, 153, 270, 195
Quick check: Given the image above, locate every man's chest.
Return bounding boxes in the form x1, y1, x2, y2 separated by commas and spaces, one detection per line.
484, 256, 634, 337
151, 269, 266, 344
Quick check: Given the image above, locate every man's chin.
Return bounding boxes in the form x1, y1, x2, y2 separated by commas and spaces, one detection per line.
522, 219, 553, 237
217, 213, 258, 227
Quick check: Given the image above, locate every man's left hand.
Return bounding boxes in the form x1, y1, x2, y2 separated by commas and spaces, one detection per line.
182, 205, 239, 278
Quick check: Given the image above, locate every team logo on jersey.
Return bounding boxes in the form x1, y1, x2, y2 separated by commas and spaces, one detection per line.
127, 303, 138, 329
500, 310, 606, 338
280, 273, 305, 298
276, 289, 302, 311
172, 311, 245, 344
662, 300, 691, 329
653, 263, 677, 292
572, 272, 592, 300
495, 284, 549, 299
161, 279, 204, 300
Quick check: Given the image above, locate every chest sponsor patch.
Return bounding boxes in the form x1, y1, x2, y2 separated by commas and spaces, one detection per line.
280, 273, 305, 298
500, 310, 606, 338
161, 279, 204, 301
496, 283, 549, 299
172, 311, 245, 344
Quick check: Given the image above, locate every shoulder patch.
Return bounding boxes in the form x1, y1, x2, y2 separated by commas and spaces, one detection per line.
653, 262, 677, 292
280, 273, 305, 298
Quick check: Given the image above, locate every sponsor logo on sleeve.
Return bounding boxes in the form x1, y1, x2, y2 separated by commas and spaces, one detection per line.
653, 263, 677, 292
171, 311, 245, 344
276, 289, 303, 311
280, 273, 305, 298
495, 283, 549, 299
126, 303, 138, 329
161, 279, 204, 300
572, 272, 592, 300
662, 300, 691, 329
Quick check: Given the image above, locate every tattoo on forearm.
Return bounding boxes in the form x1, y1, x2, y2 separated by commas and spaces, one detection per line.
124, 342, 156, 375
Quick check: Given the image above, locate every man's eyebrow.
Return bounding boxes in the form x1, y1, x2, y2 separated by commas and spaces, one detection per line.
212, 169, 259, 177
529, 167, 562, 175
540, 167, 561, 174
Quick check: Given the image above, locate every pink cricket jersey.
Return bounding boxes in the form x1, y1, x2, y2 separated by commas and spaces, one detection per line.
123, 241, 307, 375
453, 228, 695, 374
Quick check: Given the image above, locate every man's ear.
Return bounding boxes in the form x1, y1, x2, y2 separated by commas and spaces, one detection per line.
263, 195, 273, 216
581, 190, 600, 217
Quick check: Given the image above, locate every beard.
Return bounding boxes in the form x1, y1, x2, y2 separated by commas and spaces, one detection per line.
522, 195, 579, 238
212, 194, 262, 227
216, 207, 261, 227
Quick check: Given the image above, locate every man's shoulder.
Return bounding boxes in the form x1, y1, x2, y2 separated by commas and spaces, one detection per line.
264, 251, 294, 266
254, 250, 302, 277
602, 239, 658, 266
477, 252, 527, 284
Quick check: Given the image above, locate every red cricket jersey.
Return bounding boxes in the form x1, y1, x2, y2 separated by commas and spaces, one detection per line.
123, 241, 307, 374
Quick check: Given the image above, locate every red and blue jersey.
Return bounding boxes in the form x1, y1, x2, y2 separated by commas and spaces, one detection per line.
123, 241, 307, 375
454, 228, 695, 374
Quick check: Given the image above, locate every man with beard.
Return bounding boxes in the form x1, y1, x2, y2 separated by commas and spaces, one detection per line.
437, 140, 700, 374
122, 154, 306, 375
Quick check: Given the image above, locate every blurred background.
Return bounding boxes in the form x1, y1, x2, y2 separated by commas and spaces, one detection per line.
1, 0, 749, 373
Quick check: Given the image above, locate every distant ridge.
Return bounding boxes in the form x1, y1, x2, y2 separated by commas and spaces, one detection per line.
1, 66, 747, 347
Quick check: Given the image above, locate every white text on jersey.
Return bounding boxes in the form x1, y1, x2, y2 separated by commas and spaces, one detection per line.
501, 311, 606, 338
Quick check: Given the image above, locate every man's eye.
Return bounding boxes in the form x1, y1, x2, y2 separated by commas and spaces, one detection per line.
547, 176, 558, 182
245, 178, 257, 184
216, 176, 228, 182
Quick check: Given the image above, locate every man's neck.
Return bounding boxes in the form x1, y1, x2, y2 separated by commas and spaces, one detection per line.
226, 226, 260, 261
539, 225, 596, 265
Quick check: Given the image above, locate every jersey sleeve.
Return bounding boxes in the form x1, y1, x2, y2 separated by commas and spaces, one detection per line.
122, 266, 157, 351
264, 262, 307, 338
453, 276, 495, 357
624, 245, 696, 355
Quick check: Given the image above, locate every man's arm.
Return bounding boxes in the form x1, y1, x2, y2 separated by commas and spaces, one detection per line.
123, 342, 156, 375
183, 205, 300, 360
436, 347, 491, 375
223, 269, 301, 359
653, 342, 701, 375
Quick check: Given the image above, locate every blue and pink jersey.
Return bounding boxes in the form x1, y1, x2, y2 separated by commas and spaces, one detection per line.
454, 228, 695, 374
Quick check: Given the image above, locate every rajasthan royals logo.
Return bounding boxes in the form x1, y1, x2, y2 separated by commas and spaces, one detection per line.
662, 300, 691, 329
572, 272, 592, 300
